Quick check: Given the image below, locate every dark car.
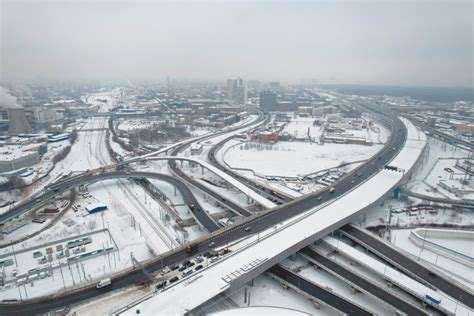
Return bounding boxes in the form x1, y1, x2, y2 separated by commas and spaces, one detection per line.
186, 261, 195, 268
195, 264, 203, 271
156, 281, 167, 290
170, 264, 179, 271
178, 266, 187, 272
169, 276, 179, 284
182, 260, 190, 266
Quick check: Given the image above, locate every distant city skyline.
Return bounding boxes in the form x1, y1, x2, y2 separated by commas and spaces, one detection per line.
1, 1, 472, 87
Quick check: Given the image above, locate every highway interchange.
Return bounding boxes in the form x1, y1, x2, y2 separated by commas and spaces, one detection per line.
1, 102, 473, 314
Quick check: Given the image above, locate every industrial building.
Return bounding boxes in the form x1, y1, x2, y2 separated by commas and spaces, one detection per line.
250, 131, 278, 143
47, 133, 70, 143
86, 204, 108, 214
0, 143, 41, 173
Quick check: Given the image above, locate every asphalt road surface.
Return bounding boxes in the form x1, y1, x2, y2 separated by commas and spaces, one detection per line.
268, 264, 373, 316
301, 247, 430, 316
340, 225, 474, 309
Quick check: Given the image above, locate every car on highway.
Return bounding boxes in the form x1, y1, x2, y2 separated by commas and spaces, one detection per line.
244, 226, 251, 232
170, 264, 179, 271
195, 257, 204, 263
169, 276, 179, 284
195, 264, 203, 271
208, 241, 215, 247
160, 267, 170, 276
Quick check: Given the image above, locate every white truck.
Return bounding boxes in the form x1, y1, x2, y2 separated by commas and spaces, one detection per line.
96, 278, 111, 288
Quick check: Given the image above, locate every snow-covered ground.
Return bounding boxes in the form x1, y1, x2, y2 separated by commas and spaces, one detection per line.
82, 89, 121, 113
403, 137, 471, 200
116, 119, 159, 132
224, 141, 383, 177
282, 116, 324, 141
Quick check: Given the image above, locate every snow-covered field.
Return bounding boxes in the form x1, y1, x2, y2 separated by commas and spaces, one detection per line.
282, 116, 324, 141
117, 119, 158, 132
82, 89, 121, 113
224, 141, 383, 177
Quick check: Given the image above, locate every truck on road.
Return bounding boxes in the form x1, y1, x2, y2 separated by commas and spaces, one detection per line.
96, 278, 111, 288
425, 294, 441, 305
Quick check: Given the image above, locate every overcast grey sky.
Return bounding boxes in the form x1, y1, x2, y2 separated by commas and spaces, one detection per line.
1, 1, 472, 86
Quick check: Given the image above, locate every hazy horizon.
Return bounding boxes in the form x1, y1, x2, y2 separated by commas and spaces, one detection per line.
1, 1, 472, 87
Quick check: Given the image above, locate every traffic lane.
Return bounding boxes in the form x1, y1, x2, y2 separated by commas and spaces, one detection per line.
340, 225, 474, 309
170, 162, 252, 217
174, 180, 220, 232
268, 265, 372, 316
0, 189, 59, 223
84, 172, 221, 233
1, 248, 192, 315
301, 248, 429, 316
153, 176, 220, 232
